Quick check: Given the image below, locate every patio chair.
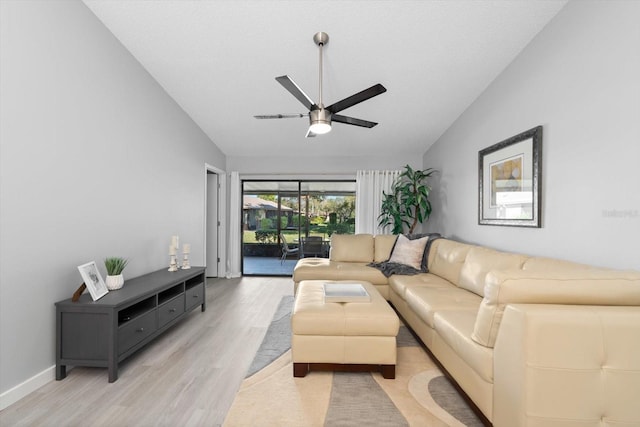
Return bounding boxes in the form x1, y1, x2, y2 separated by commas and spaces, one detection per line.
301, 236, 324, 258
280, 233, 299, 264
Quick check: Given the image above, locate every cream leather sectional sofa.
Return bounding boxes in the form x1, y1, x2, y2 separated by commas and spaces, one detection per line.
293, 234, 640, 426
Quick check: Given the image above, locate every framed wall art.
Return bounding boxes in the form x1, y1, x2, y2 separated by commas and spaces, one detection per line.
77, 261, 108, 301
478, 126, 542, 227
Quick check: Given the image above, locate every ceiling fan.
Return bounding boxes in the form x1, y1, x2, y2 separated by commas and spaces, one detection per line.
254, 32, 387, 138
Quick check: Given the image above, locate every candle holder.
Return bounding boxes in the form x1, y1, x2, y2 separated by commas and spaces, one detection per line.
168, 254, 178, 272
168, 237, 179, 272
181, 252, 191, 270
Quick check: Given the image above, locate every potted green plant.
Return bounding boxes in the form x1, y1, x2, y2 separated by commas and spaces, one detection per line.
378, 165, 436, 234
104, 257, 129, 290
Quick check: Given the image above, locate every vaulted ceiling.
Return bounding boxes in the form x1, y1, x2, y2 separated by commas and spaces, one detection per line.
83, 0, 567, 159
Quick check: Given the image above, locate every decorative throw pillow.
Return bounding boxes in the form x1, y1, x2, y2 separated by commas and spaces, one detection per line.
406, 233, 440, 272
387, 234, 430, 270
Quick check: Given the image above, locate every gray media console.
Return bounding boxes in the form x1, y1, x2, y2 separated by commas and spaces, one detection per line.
55, 267, 206, 382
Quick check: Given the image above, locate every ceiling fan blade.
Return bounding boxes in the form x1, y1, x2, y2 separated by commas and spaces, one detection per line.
254, 113, 307, 119
326, 83, 387, 114
305, 128, 317, 138
332, 114, 378, 128
276, 75, 316, 110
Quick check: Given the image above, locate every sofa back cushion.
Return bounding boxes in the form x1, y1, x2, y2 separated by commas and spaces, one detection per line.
458, 247, 528, 297
523, 256, 594, 271
330, 234, 374, 262
427, 239, 474, 286
472, 269, 640, 348
374, 234, 398, 262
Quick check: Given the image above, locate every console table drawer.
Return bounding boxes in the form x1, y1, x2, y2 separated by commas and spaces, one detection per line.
159, 295, 185, 327
118, 310, 157, 355
185, 282, 204, 311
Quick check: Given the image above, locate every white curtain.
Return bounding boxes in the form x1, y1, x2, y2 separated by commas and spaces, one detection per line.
226, 171, 242, 278
355, 170, 401, 235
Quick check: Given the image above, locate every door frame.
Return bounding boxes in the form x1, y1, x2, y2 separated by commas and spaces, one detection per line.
204, 164, 226, 278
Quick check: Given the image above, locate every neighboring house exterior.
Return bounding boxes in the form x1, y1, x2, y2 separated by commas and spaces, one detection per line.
243, 196, 293, 230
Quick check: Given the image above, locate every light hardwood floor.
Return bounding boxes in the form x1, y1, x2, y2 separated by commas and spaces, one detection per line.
0, 276, 293, 427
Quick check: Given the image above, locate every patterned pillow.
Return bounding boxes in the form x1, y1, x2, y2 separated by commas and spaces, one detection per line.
387, 234, 430, 270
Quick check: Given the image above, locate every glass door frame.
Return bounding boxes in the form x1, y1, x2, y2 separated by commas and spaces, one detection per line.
241, 179, 355, 276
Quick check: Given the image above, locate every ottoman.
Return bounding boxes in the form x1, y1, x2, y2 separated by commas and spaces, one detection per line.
292, 280, 400, 379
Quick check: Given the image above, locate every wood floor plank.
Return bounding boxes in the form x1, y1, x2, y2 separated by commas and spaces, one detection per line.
0, 276, 293, 426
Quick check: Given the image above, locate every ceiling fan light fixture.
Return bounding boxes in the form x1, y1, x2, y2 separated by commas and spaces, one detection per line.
309, 122, 331, 134
309, 108, 332, 134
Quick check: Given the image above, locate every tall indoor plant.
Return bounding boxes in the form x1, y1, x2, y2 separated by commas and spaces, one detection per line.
378, 165, 436, 234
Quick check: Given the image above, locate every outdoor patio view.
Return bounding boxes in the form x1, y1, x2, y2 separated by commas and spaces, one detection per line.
242, 180, 356, 275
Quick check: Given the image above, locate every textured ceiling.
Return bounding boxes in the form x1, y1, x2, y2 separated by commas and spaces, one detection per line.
83, 0, 567, 159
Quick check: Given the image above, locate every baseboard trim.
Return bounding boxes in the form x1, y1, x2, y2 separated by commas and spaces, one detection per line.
0, 365, 55, 410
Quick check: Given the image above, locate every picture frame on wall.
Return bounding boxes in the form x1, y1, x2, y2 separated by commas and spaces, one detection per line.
478, 126, 542, 227
77, 261, 108, 301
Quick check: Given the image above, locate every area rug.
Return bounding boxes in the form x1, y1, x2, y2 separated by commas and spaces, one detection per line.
223, 297, 483, 427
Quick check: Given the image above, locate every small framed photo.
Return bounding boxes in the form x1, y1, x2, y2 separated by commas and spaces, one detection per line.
77, 261, 108, 301
479, 126, 542, 227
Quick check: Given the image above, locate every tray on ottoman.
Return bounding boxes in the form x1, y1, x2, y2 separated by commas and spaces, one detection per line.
323, 282, 371, 303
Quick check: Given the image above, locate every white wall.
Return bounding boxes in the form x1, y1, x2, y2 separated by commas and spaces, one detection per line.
0, 0, 225, 399
423, 0, 640, 270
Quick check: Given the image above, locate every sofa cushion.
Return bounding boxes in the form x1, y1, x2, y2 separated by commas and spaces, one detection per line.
293, 258, 388, 286
388, 234, 430, 270
374, 234, 397, 262
427, 239, 474, 286
405, 286, 481, 328
472, 269, 640, 348
293, 258, 334, 282
458, 247, 527, 297
333, 262, 390, 285
434, 310, 494, 382
330, 234, 374, 263
388, 273, 451, 299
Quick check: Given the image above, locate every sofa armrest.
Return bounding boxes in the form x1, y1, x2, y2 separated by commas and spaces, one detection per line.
472, 269, 640, 347
493, 304, 640, 427
483, 269, 640, 306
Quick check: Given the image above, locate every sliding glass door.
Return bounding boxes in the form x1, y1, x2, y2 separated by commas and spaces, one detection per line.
242, 180, 355, 276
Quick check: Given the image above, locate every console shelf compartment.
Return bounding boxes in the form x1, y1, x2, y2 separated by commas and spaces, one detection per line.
158, 283, 184, 305
118, 296, 156, 326
55, 267, 206, 382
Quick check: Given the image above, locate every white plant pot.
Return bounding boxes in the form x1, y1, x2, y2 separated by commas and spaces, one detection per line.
106, 274, 124, 290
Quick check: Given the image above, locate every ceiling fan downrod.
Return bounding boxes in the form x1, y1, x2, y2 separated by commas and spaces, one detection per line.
313, 32, 329, 108
309, 32, 331, 135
